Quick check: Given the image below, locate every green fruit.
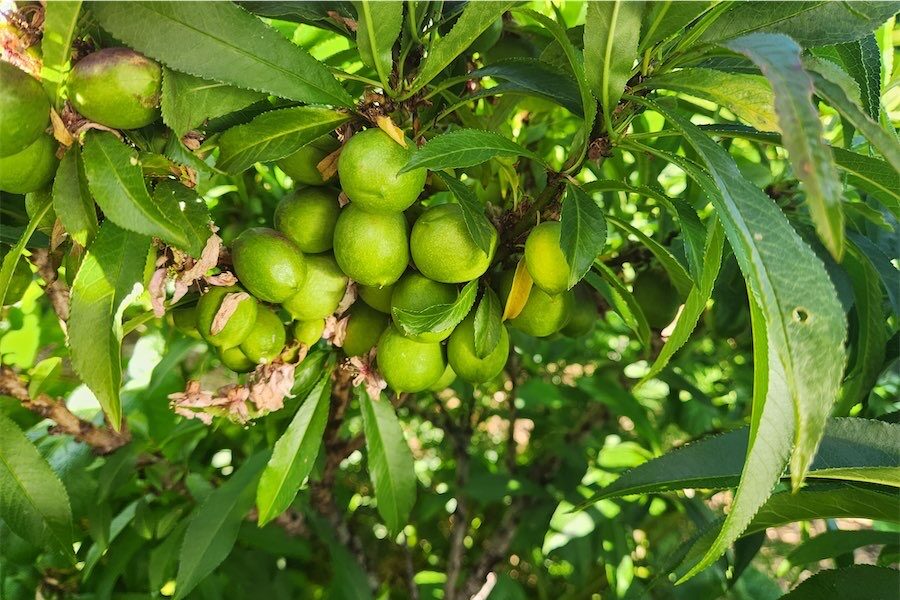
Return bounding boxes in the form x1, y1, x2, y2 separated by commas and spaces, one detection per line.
68, 48, 162, 129
1, 250, 31, 305
0, 135, 59, 194
524, 221, 570, 294
293, 319, 325, 346
358, 283, 394, 313
0, 62, 49, 157
196, 285, 259, 348
240, 307, 287, 363
342, 302, 388, 357
447, 314, 510, 383
376, 326, 445, 392
232, 227, 307, 303
337, 128, 426, 213
274, 187, 341, 253
429, 364, 457, 391
277, 135, 339, 185
171, 305, 201, 338
410, 203, 497, 283
282, 254, 348, 320
632, 269, 679, 329
561, 285, 597, 337
219, 346, 256, 373
333, 204, 408, 287
390, 272, 457, 342
470, 18, 503, 53
498, 270, 573, 337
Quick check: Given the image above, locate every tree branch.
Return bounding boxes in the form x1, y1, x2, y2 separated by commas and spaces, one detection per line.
28, 248, 69, 323
443, 419, 472, 600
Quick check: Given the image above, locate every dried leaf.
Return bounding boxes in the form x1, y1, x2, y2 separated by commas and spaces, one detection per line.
204, 271, 237, 287
336, 281, 357, 316
49, 108, 74, 147
376, 115, 408, 148
502, 258, 533, 321
317, 146, 341, 181
324, 315, 349, 347
149, 268, 168, 317
249, 362, 296, 413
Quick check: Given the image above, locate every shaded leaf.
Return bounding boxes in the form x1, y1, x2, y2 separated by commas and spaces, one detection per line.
474, 288, 502, 358
401, 129, 542, 173
469, 59, 583, 116
586, 265, 651, 349
784, 530, 900, 570
433, 171, 496, 255
354, 0, 402, 89
606, 214, 692, 297
782, 566, 899, 599
640, 2, 712, 50
160, 69, 264, 136
560, 184, 608, 289
833, 35, 882, 120
832, 148, 899, 216
151, 181, 211, 257
393, 280, 477, 336
52, 146, 98, 247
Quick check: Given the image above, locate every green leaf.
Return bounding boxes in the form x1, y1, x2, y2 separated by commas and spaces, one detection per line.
151, 181, 211, 258
781, 566, 900, 599
160, 69, 264, 136
68, 222, 151, 429
560, 184, 608, 290
359, 390, 416, 534
28, 357, 63, 399
408, 1, 515, 94
393, 280, 477, 337
401, 129, 542, 174
584, 0, 643, 131
216, 106, 350, 174
256, 376, 331, 526
52, 146, 98, 247
699, 1, 900, 47
354, 0, 402, 90
469, 59, 583, 116
474, 288, 502, 359
833, 35, 882, 121
786, 530, 900, 572
0, 193, 51, 307
640, 2, 712, 50
433, 171, 497, 255
641, 68, 779, 133
587, 265, 651, 349
91, 1, 353, 107
174, 452, 269, 600
40, 0, 82, 107
725, 33, 845, 260
82, 131, 192, 251
606, 214, 692, 297
0, 412, 73, 560
832, 148, 899, 216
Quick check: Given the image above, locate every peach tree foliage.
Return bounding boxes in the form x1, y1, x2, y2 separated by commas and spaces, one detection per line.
0, 1, 898, 599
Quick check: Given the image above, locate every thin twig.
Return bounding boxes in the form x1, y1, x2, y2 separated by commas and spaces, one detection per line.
29, 248, 69, 323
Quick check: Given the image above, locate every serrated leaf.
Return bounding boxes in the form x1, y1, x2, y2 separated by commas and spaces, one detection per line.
0, 412, 74, 560
469, 59, 583, 116
28, 357, 63, 398
393, 280, 477, 336
833, 34, 882, 121
82, 131, 191, 251
725, 33, 845, 260
433, 171, 496, 255
0, 193, 51, 307
784, 530, 900, 570
256, 376, 331, 526
782, 566, 899, 599
584, 0, 643, 131
640, 1, 712, 51
91, 1, 353, 107
359, 390, 416, 534
69, 222, 151, 429
52, 146, 98, 247
150, 181, 210, 257
832, 148, 899, 216
606, 214, 692, 297
174, 452, 269, 600
354, 0, 402, 90
560, 184, 608, 289
40, 0, 82, 107
474, 288, 502, 358
216, 106, 350, 174
401, 129, 543, 174
160, 69, 264, 136
586, 265, 650, 349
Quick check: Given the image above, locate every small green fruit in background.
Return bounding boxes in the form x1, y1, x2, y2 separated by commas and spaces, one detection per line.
196, 285, 259, 348
390, 272, 458, 342
0, 61, 49, 157
338, 128, 426, 213
498, 270, 573, 337
240, 307, 286, 363
68, 48, 162, 129
447, 314, 510, 383
561, 285, 597, 338
293, 319, 325, 346
376, 326, 445, 392
410, 203, 497, 283
333, 204, 409, 287
275, 187, 341, 254
219, 346, 256, 373
341, 302, 389, 357
283, 254, 348, 321
358, 283, 395, 313
632, 269, 679, 329
524, 221, 570, 294
171, 304, 201, 338
277, 135, 339, 186
0, 135, 59, 194
231, 227, 307, 303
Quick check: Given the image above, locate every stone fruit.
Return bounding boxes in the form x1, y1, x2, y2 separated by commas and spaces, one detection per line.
376, 326, 445, 392
196, 285, 259, 348
632, 269, 679, 329
68, 48, 162, 129
338, 128, 426, 213
277, 135, 339, 185
390, 272, 458, 342
341, 302, 388, 357
293, 319, 325, 346
358, 283, 394, 313
282, 254, 348, 320
447, 314, 510, 383
429, 364, 457, 391
219, 346, 256, 373
0, 61, 49, 157
410, 203, 497, 283
231, 227, 307, 303
498, 270, 573, 337
561, 285, 597, 337
0, 135, 59, 194
240, 307, 287, 363
274, 187, 341, 253
524, 221, 570, 294
171, 305, 201, 338
333, 204, 408, 287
